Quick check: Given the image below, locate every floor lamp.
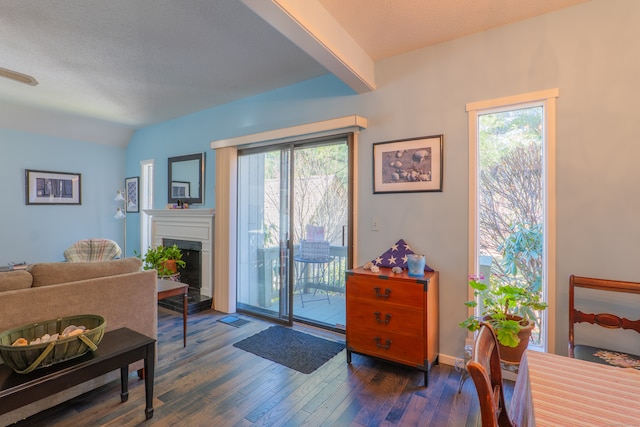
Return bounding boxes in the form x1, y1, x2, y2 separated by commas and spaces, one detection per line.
114, 189, 127, 256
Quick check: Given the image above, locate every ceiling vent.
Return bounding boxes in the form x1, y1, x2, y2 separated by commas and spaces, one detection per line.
0, 67, 38, 86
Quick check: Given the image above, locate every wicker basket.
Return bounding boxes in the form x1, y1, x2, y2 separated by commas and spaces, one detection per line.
0, 314, 106, 374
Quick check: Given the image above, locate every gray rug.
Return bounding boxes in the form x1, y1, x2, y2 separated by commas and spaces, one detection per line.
233, 325, 345, 374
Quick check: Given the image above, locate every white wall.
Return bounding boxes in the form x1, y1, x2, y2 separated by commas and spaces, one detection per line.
125, 0, 640, 358
356, 0, 640, 356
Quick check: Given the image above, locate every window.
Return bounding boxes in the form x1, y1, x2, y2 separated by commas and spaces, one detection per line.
467, 89, 558, 352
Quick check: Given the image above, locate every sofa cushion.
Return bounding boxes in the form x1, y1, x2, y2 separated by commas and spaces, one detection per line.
28, 257, 142, 287
0, 270, 33, 291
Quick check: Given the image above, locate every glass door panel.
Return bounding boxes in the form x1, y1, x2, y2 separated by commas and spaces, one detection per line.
291, 141, 348, 329
237, 148, 291, 322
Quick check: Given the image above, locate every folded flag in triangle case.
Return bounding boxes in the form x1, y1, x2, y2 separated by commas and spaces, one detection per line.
371, 238, 434, 272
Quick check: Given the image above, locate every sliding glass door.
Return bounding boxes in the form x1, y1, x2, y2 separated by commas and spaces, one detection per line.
236, 137, 351, 330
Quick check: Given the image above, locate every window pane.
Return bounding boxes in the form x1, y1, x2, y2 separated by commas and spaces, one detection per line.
478, 106, 545, 346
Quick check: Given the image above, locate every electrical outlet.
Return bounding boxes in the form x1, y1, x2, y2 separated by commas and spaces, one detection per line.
371, 218, 380, 231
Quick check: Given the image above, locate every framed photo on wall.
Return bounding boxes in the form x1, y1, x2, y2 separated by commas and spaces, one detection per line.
373, 134, 443, 194
125, 176, 139, 213
171, 181, 190, 199
25, 169, 82, 205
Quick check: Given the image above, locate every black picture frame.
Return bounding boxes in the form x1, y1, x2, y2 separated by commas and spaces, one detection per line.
25, 169, 82, 205
167, 152, 204, 204
125, 176, 139, 213
373, 135, 443, 194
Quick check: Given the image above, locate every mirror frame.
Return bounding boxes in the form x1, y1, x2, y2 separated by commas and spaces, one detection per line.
167, 152, 205, 204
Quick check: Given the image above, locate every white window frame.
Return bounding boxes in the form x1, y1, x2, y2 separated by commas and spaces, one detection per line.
140, 159, 154, 255
466, 89, 558, 354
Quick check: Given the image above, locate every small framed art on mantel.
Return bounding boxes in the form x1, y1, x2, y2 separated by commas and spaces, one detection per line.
373, 134, 443, 194
25, 169, 82, 205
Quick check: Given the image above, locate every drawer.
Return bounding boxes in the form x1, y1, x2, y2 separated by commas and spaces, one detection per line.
347, 329, 425, 367
347, 299, 424, 335
347, 274, 425, 309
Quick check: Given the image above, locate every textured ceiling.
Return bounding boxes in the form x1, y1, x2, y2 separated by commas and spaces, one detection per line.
0, 0, 589, 146
0, 1, 324, 128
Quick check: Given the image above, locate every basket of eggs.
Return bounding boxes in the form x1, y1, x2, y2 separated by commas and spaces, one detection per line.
0, 314, 106, 374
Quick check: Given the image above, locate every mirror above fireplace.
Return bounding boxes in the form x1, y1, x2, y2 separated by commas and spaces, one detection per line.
168, 152, 205, 204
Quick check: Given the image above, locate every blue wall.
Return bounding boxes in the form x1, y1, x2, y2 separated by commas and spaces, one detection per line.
0, 129, 125, 264
124, 74, 355, 254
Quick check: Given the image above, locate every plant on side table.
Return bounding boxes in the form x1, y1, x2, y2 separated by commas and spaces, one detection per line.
137, 244, 186, 278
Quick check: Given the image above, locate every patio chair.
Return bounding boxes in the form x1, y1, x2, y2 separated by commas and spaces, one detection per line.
293, 239, 333, 307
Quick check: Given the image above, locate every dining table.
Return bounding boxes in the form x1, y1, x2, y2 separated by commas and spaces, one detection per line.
510, 349, 640, 426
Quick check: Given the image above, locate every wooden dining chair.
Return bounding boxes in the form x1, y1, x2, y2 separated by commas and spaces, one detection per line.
569, 275, 640, 369
467, 323, 514, 427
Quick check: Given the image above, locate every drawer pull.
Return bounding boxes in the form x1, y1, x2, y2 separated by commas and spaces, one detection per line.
374, 336, 392, 350
374, 312, 392, 325
374, 287, 391, 298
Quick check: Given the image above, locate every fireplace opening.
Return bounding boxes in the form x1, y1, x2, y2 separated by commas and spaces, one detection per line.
159, 238, 211, 314
163, 238, 201, 289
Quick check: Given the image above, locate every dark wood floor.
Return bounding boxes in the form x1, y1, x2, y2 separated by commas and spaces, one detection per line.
12, 308, 512, 427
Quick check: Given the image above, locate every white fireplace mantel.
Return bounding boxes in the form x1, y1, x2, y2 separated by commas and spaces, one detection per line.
145, 209, 215, 299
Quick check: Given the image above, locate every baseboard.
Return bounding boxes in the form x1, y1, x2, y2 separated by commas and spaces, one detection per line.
438, 353, 458, 367
439, 351, 518, 382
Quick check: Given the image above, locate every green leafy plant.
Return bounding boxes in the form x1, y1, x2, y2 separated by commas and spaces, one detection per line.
459, 274, 548, 348
136, 244, 186, 277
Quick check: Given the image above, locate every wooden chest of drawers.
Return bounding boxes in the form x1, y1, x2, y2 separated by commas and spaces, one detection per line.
345, 266, 439, 386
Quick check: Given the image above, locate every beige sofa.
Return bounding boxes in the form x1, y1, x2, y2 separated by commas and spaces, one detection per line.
0, 258, 157, 426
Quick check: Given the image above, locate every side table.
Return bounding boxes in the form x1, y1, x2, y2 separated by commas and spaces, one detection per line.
157, 278, 188, 347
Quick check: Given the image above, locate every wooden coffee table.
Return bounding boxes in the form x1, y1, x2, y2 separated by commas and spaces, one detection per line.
157, 279, 188, 347
0, 328, 156, 420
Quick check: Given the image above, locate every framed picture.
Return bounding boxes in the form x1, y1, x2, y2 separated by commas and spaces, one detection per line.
25, 169, 81, 205
125, 176, 139, 213
373, 134, 443, 194
171, 181, 190, 199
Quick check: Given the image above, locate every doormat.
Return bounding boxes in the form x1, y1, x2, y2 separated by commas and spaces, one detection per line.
233, 325, 345, 374
217, 315, 251, 328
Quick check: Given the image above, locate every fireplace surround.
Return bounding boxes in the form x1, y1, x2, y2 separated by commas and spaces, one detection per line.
145, 209, 215, 301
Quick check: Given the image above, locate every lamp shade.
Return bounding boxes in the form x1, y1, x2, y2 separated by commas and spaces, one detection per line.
114, 207, 126, 219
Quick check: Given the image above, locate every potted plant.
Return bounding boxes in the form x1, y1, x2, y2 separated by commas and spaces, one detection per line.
459, 274, 548, 363
137, 244, 186, 278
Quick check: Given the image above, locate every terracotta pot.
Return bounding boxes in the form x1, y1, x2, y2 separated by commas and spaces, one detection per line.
162, 260, 178, 274
497, 318, 534, 364
482, 315, 534, 364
